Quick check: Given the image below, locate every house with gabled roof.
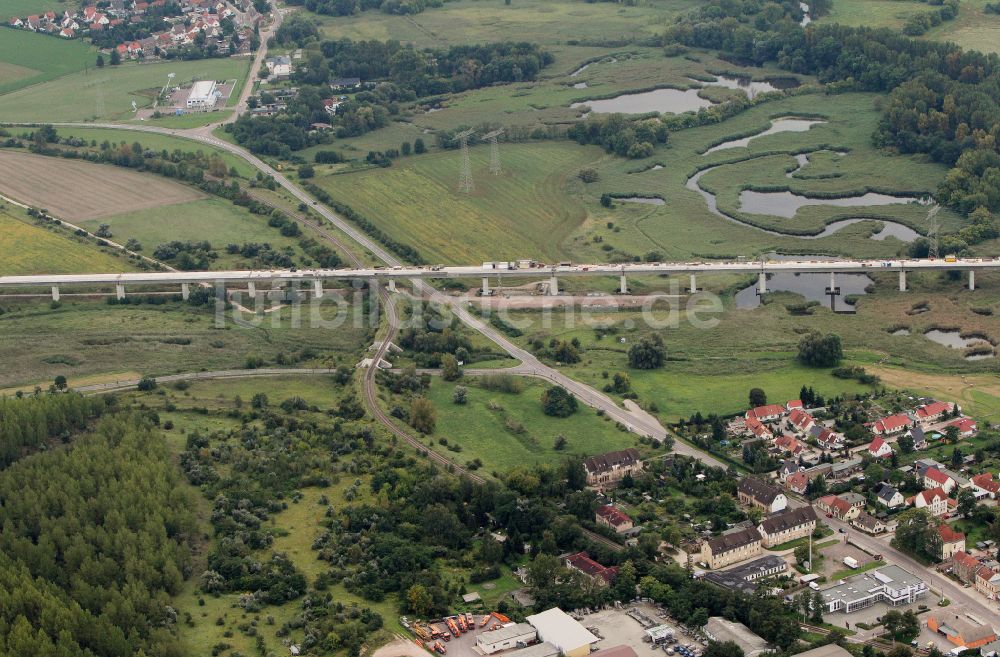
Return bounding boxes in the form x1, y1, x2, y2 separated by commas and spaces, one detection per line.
595, 505, 633, 534
564, 552, 618, 586
871, 413, 914, 435
774, 434, 804, 457
787, 408, 815, 434
938, 524, 966, 559
924, 467, 957, 494
876, 483, 905, 509
757, 506, 816, 547
786, 470, 810, 495
868, 437, 893, 459
583, 448, 642, 489
972, 473, 1000, 499
746, 404, 786, 422
737, 478, 787, 513
952, 551, 981, 584
949, 417, 978, 438
811, 426, 844, 450
916, 401, 957, 423
852, 511, 890, 534
745, 416, 773, 440
912, 487, 950, 516
816, 494, 859, 521
700, 526, 763, 569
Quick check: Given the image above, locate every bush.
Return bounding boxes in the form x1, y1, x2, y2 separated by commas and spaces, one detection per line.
136, 376, 157, 391
541, 385, 578, 417
628, 334, 666, 369
797, 332, 843, 367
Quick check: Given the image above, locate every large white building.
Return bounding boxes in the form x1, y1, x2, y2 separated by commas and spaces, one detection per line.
526, 608, 599, 657
819, 565, 927, 613
186, 80, 219, 111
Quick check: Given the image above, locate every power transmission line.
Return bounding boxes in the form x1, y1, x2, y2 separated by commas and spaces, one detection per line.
926, 203, 940, 259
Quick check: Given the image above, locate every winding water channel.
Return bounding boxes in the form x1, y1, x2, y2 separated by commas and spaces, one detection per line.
571, 75, 798, 114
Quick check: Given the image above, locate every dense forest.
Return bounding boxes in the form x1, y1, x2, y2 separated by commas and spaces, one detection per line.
0, 409, 196, 657
0, 392, 103, 468
665, 0, 1000, 228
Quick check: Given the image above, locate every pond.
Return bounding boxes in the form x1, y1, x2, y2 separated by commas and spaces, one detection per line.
738, 189, 923, 218
571, 87, 714, 114
686, 165, 921, 242
924, 329, 996, 360
705, 118, 826, 154
734, 255, 872, 312
698, 75, 799, 98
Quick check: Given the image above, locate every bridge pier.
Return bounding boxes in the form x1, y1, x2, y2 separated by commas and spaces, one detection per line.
689, 274, 698, 293
247, 281, 256, 296
548, 275, 559, 296
51, 286, 59, 302
758, 272, 767, 295
181, 283, 190, 300
387, 279, 396, 292
115, 283, 125, 300
825, 271, 840, 296
899, 270, 907, 292
313, 280, 323, 297
482, 276, 490, 296
969, 270, 975, 291
619, 273, 628, 294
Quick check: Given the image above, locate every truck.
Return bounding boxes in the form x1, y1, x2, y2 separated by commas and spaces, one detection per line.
843, 556, 859, 569
945, 255, 957, 263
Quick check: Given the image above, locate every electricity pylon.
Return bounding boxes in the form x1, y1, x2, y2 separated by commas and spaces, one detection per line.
456, 129, 475, 193
926, 203, 940, 259
482, 128, 504, 175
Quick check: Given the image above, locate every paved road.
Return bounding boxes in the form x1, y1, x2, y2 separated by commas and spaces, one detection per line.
823, 514, 1000, 621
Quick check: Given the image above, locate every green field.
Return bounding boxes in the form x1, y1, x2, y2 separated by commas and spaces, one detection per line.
0, 298, 371, 389
0, 0, 69, 19
314, 141, 606, 263
495, 270, 1000, 421
818, 0, 1000, 53
423, 377, 639, 473
0, 204, 134, 274
77, 197, 317, 269
316, 91, 962, 264
0, 28, 95, 95
0, 57, 250, 122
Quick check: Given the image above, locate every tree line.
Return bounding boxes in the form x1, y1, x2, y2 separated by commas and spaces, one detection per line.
0, 392, 104, 468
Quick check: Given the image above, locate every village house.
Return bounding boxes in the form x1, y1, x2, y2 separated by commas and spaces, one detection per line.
564, 552, 618, 586
746, 404, 786, 423
785, 470, 810, 495
876, 483, 905, 509
737, 478, 787, 513
924, 467, 957, 494
745, 417, 773, 440
756, 506, 817, 548
971, 473, 1000, 499
949, 418, 978, 438
812, 426, 844, 450
976, 564, 1000, 600
595, 505, 633, 534
583, 448, 643, 489
927, 611, 996, 649
830, 457, 864, 480
938, 524, 966, 559
868, 437, 894, 459
871, 413, 914, 435
787, 409, 815, 434
908, 425, 929, 450
912, 487, 951, 516
852, 511, 891, 534
816, 494, 860, 521
774, 434, 804, 457
786, 400, 804, 411
700, 526, 763, 569
952, 551, 982, 584
916, 401, 957, 424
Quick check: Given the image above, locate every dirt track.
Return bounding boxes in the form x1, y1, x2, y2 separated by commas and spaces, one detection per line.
0, 149, 204, 220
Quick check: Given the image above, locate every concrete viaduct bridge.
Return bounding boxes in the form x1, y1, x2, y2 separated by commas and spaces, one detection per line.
1, 257, 994, 301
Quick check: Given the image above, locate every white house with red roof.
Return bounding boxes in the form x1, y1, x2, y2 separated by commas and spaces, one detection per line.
971, 473, 1000, 499
9, 17, 23, 26
916, 401, 957, 423
912, 487, 950, 516
868, 437, 893, 459
937, 524, 966, 559
924, 467, 957, 494
814, 426, 844, 450
746, 404, 786, 422
786, 470, 809, 494
871, 413, 914, 435
786, 400, 803, 411
595, 505, 633, 534
949, 418, 978, 438
59, 27, 74, 37
787, 408, 815, 434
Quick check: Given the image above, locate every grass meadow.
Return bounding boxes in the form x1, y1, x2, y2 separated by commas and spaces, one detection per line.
0, 298, 371, 390
423, 377, 639, 474
0, 56, 250, 122
0, 203, 134, 274
77, 197, 315, 269
0, 28, 95, 95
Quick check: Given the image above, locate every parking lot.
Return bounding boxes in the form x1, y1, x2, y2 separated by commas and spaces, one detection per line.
818, 540, 876, 579
575, 604, 702, 657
